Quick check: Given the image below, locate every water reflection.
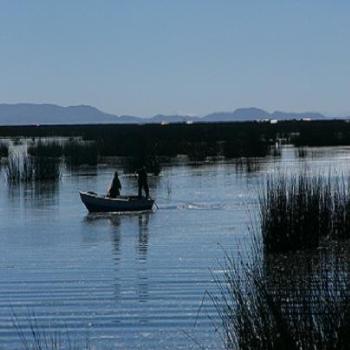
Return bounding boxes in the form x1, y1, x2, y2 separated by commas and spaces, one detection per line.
136, 214, 150, 303
83, 213, 122, 248
29, 181, 59, 208
83, 212, 151, 303
5, 181, 59, 210
137, 214, 150, 261
233, 157, 263, 173
261, 242, 350, 340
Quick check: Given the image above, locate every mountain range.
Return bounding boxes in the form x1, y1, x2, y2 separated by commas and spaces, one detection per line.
0, 103, 343, 125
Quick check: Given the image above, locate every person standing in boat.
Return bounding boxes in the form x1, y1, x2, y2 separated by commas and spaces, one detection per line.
137, 166, 149, 199
107, 171, 122, 198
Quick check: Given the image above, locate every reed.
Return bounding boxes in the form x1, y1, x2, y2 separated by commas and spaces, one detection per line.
185, 142, 210, 162
28, 140, 63, 158
63, 140, 98, 166
22, 156, 34, 182
33, 156, 60, 181
259, 173, 350, 253
5, 153, 59, 183
0, 141, 9, 158
122, 154, 162, 176
223, 138, 269, 158
213, 241, 350, 350
14, 311, 91, 350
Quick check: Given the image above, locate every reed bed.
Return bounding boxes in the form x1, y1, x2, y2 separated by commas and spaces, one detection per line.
5, 153, 60, 183
27, 140, 63, 158
213, 242, 350, 350
212, 174, 350, 349
63, 140, 98, 166
259, 173, 350, 253
33, 156, 60, 181
186, 142, 208, 161
0, 141, 9, 158
224, 138, 269, 158
122, 154, 162, 175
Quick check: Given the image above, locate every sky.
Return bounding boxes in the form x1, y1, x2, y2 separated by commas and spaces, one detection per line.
0, 0, 350, 117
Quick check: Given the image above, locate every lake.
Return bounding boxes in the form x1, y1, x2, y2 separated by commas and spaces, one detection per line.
0, 146, 350, 349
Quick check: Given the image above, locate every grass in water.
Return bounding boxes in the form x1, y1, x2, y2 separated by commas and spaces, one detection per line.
0, 141, 9, 158
13, 310, 91, 350
28, 140, 63, 158
6, 153, 60, 183
259, 173, 350, 253
211, 172, 350, 349
63, 140, 98, 167
213, 239, 350, 350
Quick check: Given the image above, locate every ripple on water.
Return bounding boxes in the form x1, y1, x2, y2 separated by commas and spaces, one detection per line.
1, 148, 349, 348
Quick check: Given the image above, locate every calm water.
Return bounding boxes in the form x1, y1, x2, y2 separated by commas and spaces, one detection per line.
1, 146, 350, 349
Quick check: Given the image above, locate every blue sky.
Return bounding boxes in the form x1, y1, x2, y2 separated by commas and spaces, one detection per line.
0, 0, 349, 116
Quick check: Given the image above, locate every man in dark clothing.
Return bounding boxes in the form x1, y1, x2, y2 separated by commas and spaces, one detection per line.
137, 167, 149, 198
107, 171, 122, 198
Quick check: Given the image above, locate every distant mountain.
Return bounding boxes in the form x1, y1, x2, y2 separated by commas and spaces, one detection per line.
0, 103, 337, 125
0, 103, 122, 125
203, 108, 270, 122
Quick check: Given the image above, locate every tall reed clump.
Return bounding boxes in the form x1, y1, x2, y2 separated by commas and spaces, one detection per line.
63, 140, 98, 167
0, 141, 9, 158
259, 173, 350, 253
6, 153, 60, 183
27, 140, 63, 158
213, 243, 350, 350
32, 156, 60, 181
223, 137, 269, 158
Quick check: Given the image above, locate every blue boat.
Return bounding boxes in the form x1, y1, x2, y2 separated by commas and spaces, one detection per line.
80, 191, 155, 212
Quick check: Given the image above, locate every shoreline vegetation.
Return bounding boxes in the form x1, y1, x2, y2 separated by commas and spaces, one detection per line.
214, 241, 350, 350
259, 173, 350, 253
1, 120, 350, 146
2, 120, 350, 181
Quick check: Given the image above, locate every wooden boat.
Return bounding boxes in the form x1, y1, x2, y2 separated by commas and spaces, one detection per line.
80, 191, 155, 213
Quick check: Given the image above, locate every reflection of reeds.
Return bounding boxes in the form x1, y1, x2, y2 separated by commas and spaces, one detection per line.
22, 156, 34, 182
213, 241, 350, 350
259, 174, 350, 253
234, 157, 261, 173
63, 140, 98, 167
271, 145, 281, 157
6, 155, 22, 183
296, 147, 307, 158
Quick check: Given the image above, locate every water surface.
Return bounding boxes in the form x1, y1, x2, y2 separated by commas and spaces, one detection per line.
0, 146, 350, 349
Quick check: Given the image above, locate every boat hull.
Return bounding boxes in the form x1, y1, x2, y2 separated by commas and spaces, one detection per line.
80, 192, 155, 212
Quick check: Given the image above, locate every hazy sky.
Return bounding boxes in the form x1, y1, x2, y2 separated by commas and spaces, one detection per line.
1, 0, 349, 116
